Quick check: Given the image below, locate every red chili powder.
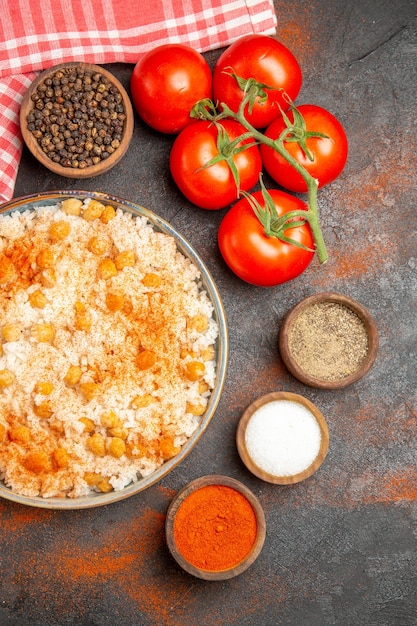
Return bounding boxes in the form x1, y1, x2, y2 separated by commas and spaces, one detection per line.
173, 484, 257, 571
365, 468, 417, 504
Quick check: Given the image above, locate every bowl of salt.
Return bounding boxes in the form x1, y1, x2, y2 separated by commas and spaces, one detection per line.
236, 391, 329, 485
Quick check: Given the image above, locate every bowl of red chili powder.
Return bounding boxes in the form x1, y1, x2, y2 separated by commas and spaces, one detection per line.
165, 475, 266, 580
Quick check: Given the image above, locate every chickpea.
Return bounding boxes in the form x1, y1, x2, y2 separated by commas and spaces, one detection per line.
98, 258, 117, 281
36, 248, 54, 269
188, 314, 208, 333
61, 198, 82, 216
186, 401, 206, 416
34, 381, 54, 395
79, 382, 100, 401
33, 400, 53, 419
100, 204, 116, 224
74, 302, 92, 332
180, 348, 196, 359
0, 369, 15, 388
9, 425, 30, 443
100, 410, 120, 429
31, 323, 55, 343
64, 365, 82, 386
79, 417, 95, 433
198, 380, 210, 394
52, 447, 69, 469
200, 345, 215, 362
2, 323, 21, 342
49, 220, 71, 241
185, 361, 205, 381
137, 350, 156, 371
125, 440, 148, 459
141, 273, 162, 288
0, 257, 15, 285
107, 436, 126, 458
96, 476, 113, 493
82, 200, 105, 221
24, 450, 51, 474
108, 426, 129, 439
83, 472, 102, 486
105, 290, 125, 312
88, 236, 109, 256
28, 289, 48, 309
125, 442, 138, 459
131, 394, 154, 409
86, 432, 106, 456
114, 250, 135, 270
159, 436, 181, 460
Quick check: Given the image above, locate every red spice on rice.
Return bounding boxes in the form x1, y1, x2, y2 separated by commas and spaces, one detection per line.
0, 198, 218, 498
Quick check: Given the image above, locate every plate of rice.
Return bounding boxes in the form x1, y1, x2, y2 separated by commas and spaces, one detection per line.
0, 191, 228, 509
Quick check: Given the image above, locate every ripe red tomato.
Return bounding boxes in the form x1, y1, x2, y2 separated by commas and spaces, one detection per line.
170, 119, 262, 210
213, 35, 302, 129
218, 189, 315, 286
130, 44, 212, 134
260, 104, 348, 192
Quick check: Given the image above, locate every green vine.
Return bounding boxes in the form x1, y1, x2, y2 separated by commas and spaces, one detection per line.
195, 119, 258, 196
241, 176, 314, 252
191, 79, 329, 264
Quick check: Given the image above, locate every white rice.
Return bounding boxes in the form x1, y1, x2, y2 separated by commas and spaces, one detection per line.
0, 198, 218, 498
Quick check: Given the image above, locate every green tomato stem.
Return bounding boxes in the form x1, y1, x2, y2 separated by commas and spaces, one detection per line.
219, 100, 328, 265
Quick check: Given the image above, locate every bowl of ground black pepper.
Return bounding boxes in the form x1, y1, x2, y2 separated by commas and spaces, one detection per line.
166, 475, 266, 580
278, 292, 379, 389
20, 62, 134, 178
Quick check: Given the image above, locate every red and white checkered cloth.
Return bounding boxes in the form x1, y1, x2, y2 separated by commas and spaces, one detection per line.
0, 0, 277, 202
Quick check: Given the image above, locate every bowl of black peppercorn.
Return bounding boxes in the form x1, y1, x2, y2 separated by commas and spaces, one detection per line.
20, 62, 134, 178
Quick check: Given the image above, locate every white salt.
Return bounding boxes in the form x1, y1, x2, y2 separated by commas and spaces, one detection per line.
245, 400, 321, 477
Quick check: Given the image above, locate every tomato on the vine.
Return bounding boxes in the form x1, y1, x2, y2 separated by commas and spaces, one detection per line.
218, 189, 315, 286
130, 44, 212, 134
169, 119, 262, 210
260, 104, 348, 192
213, 35, 302, 129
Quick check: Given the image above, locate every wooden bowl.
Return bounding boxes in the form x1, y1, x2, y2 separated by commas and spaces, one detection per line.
20, 62, 134, 178
278, 292, 379, 389
165, 475, 266, 580
236, 391, 329, 485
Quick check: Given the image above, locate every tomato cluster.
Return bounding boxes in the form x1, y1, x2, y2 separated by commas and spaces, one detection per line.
130, 35, 348, 287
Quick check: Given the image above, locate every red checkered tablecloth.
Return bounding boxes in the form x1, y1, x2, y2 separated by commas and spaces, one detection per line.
0, 0, 277, 202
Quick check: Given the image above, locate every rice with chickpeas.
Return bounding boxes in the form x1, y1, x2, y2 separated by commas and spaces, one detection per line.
0, 198, 218, 498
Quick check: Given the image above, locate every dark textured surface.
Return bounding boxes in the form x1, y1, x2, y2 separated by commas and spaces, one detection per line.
2, 1, 417, 624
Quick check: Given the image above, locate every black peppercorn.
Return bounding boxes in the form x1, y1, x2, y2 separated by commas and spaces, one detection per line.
26, 66, 127, 169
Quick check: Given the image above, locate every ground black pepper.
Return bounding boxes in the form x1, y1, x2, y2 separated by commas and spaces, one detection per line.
26, 67, 126, 169
288, 302, 369, 381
